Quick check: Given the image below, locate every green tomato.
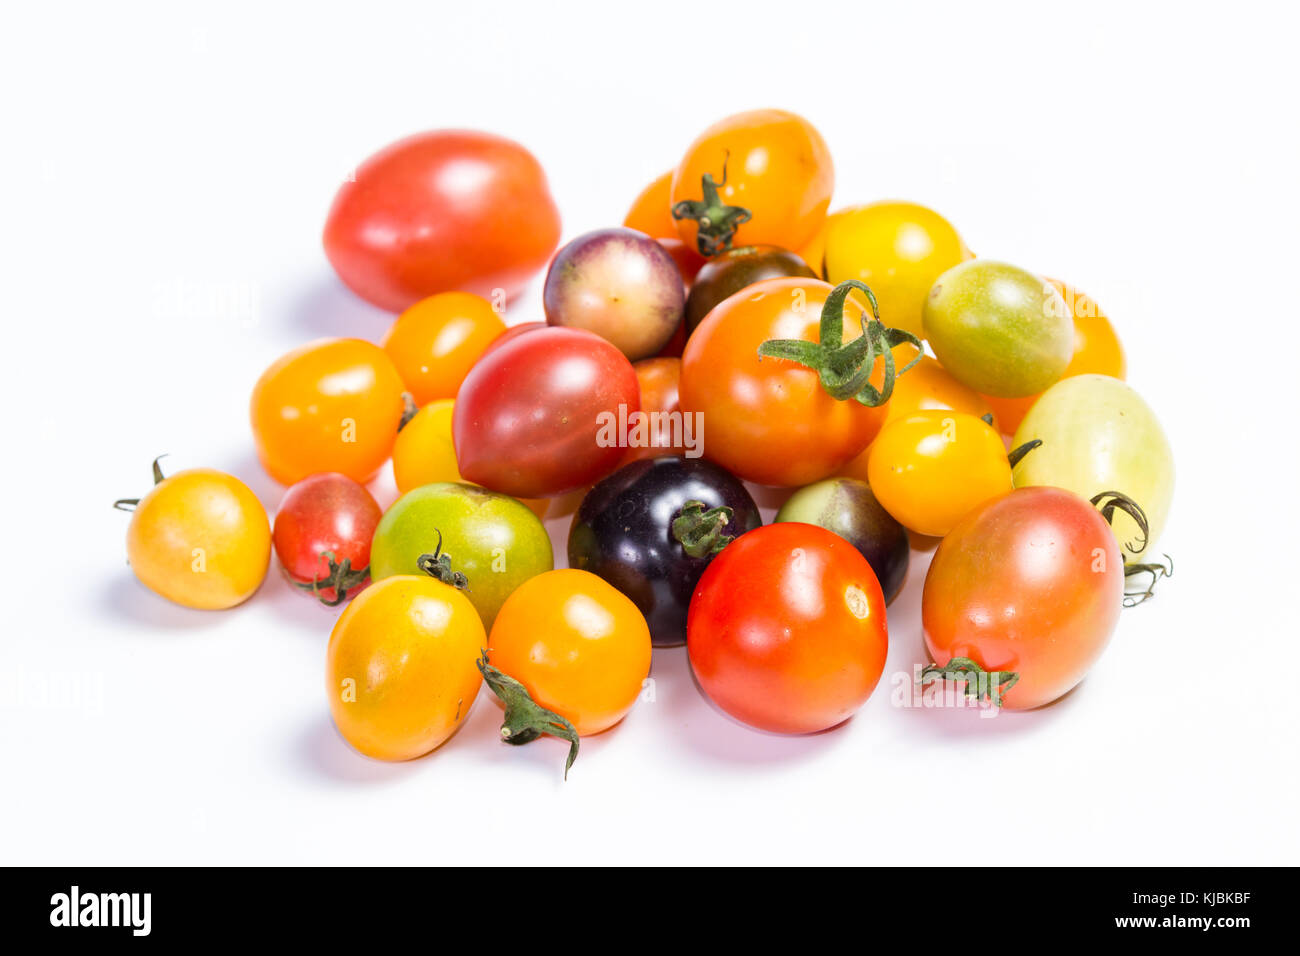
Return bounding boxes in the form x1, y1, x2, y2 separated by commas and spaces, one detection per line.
370, 482, 553, 628
923, 260, 1072, 397
1012, 374, 1174, 563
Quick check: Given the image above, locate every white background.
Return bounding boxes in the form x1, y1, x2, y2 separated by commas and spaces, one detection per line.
2, 1, 1297, 865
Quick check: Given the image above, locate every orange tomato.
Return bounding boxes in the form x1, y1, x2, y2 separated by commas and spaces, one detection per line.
624, 170, 707, 284
325, 574, 484, 761
251, 338, 405, 485
793, 208, 852, 277
671, 109, 833, 256
622, 357, 687, 464
486, 569, 651, 736
981, 279, 1126, 434
382, 292, 506, 406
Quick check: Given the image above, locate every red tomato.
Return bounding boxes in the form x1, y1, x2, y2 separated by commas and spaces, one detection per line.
622, 357, 686, 464
453, 327, 641, 498
688, 523, 889, 733
922, 487, 1124, 710
273, 473, 382, 605
323, 130, 561, 312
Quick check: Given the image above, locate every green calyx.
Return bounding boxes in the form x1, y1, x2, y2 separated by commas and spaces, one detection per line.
918, 656, 1019, 707
295, 551, 370, 607
113, 454, 169, 511
672, 500, 735, 558
756, 280, 923, 407
416, 530, 469, 591
477, 651, 580, 779
670, 153, 752, 257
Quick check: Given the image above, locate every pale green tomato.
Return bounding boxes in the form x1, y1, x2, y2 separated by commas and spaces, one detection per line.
923, 260, 1072, 397
1011, 374, 1174, 562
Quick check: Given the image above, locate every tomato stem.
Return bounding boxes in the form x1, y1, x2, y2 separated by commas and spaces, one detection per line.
919, 656, 1019, 707
397, 392, 419, 432
416, 530, 469, 591
113, 455, 170, 511
670, 153, 753, 257
1089, 490, 1150, 557
294, 550, 370, 606
672, 500, 735, 558
1122, 554, 1173, 607
477, 651, 579, 779
1006, 438, 1042, 469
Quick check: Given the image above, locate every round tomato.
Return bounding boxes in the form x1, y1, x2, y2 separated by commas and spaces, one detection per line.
250, 338, 405, 485
620, 357, 687, 463
118, 459, 270, 610
323, 129, 561, 311
272, 472, 381, 605
687, 523, 888, 734
326, 573, 484, 760
453, 326, 641, 498
671, 110, 833, 256
922, 487, 1124, 710
382, 292, 506, 406
684, 245, 816, 335
392, 398, 462, 493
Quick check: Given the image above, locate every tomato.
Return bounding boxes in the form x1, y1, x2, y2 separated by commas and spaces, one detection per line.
687, 523, 888, 734
923, 260, 1073, 397
1012, 374, 1174, 563
326, 573, 484, 760
671, 110, 833, 256
823, 202, 972, 340
624, 171, 708, 284
392, 398, 462, 493
381, 292, 506, 406
867, 411, 1013, 537
453, 327, 641, 498
272, 473, 381, 605
117, 459, 270, 610
370, 482, 553, 629
250, 338, 405, 486
922, 487, 1124, 710
486, 569, 652, 736
620, 358, 687, 463
478, 320, 546, 361
680, 277, 916, 486
684, 245, 816, 335
981, 279, 1127, 434
323, 130, 561, 312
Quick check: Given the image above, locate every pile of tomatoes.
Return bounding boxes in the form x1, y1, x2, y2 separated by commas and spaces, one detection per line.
116, 109, 1174, 774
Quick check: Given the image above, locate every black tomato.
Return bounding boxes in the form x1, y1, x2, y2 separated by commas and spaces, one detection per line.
684, 244, 816, 334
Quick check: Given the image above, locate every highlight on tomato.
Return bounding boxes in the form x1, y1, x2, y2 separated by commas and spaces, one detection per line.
381, 291, 506, 406
272, 472, 381, 606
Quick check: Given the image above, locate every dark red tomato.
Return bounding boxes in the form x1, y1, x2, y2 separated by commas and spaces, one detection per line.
687, 523, 888, 733
323, 130, 561, 312
272, 473, 382, 605
453, 327, 641, 498
922, 486, 1124, 710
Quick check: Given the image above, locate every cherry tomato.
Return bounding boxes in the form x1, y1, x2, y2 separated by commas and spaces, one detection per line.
118, 460, 270, 610
620, 358, 687, 464
323, 130, 561, 311
867, 411, 1012, 537
671, 110, 833, 256
326, 574, 484, 760
272, 472, 381, 605
486, 569, 652, 736
250, 338, 405, 485
478, 320, 546, 362
453, 327, 641, 498
922, 487, 1124, 710
624, 170, 708, 284
684, 245, 816, 335
382, 292, 506, 406
392, 399, 462, 493
687, 523, 888, 734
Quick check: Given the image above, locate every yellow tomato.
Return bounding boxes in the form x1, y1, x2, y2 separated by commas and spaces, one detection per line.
123, 466, 271, 609
793, 208, 851, 277
392, 399, 462, 493
382, 292, 506, 406
325, 575, 485, 761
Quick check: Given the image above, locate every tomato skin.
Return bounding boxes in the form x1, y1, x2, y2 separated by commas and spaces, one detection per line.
453, 327, 641, 498
326, 575, 484, 760
487, 569, 652, 736
679, 276, 887, 486
923, 487, 1124, 710
684, 245, 816, 335
620, 358, 686, 464
272, 473, 381, 603
125, 469, 271, 610
382, 292, 506, 406
623, 171, 708, 284
688, 523, 888, 734
250, 338, 405, 486
323, 130, 561, 312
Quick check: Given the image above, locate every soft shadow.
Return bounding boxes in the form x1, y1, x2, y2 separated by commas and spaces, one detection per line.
293, 716, 413, 784
98, 571, 228, 632
285, 272, 393, 343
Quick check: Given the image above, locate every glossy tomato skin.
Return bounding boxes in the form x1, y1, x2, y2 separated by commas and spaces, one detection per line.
323, 130, 561, 311
621, 358, 685, 464
923, 487, 1124, 710
623, 171, 708, 284
381, 292, 506, 406
272, 473, 381, 603
688, 523, 888, 734
684, 245, 816, 335
569, 457, 762, 647
453, 327, 641, 498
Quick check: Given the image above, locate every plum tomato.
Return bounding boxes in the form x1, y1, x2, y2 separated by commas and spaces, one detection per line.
923, 260, 1073, 397
921, 487, 1124, 710
326, 571, 484, 760
568, 457, 762, 647
687, 523, 888, 734
543, 227, 685, 360
381, 292, 506, 406
370, 482, 552, 629
116, 458, 271, 610
775, 477, 909, 605
250, 338, 405, 486
684, 244, 816, 335
453, 326, 641, 498
671, 109, 833, 256
323, 129, 561, 311
272, 472, 382, 605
